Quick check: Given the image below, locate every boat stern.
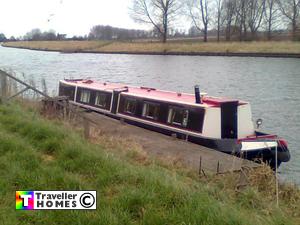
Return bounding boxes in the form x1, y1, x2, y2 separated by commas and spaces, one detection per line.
238, 133, 290, 168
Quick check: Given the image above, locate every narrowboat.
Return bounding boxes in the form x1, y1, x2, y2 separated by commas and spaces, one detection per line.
59, 79, 290, 169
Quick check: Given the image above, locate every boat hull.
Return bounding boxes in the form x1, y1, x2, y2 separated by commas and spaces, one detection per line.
92, 107, 290, 169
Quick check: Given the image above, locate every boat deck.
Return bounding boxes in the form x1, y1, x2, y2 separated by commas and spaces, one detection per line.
80, 109, 260, 174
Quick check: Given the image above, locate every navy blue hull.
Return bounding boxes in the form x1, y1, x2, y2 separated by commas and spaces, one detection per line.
82, 106, 290, 169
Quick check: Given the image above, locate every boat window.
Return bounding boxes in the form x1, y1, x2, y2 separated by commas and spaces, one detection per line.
59, 84, 75, 100
142, 102, 159, 120
124, 98, 137, 114
95, 92, 108, 108
80, 90, 90, 103
167, 107, 189, 127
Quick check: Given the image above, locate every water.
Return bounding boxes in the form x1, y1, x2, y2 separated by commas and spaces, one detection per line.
0, 46, 299, 184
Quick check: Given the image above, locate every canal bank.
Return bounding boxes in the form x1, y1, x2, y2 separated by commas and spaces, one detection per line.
0, 100, 299, 224
2, 40, 300, 58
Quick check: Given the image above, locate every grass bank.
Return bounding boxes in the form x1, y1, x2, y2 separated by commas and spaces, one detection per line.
2, 41, 300, 57
0, 102, 299, 225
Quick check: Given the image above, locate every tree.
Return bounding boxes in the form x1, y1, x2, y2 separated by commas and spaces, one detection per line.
130, 0, 182, 43
188, 25, 202, 36
264, 0, 281, 40
89, 25, 113, 40
224, 0, 237, 41
23, 29, 59, 41
89, 25, 148, 40
42, 30, 57, 40
236, 0, 249, 41
187, 0, 210, 42
277, 0, 300, 40
0, 33, 7, 42
9, 36, 16, 42
247, 0, 266, 40
215, 0, 224, 42
24, 28, 42, 40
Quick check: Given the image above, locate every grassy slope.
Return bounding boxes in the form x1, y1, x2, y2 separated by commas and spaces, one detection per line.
0, 103, 298, 225
2, 40, 300, 54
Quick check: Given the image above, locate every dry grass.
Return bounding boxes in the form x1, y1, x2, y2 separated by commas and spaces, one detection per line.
97, 41, 300, 53
88, 126, 187, 170
54, 107, 300, 215
2, 40, 111, 52
3, 40, 300, 54
84, 121, 300, 221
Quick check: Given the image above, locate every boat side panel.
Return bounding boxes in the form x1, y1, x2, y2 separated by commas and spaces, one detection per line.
202, 107, 221, 139
59, 82, 76, 100
75, 87, 112, 111
238, 104, 255, 138
118, 94, 205, 133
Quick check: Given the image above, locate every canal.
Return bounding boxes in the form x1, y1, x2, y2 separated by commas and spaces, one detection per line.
0, 46, 299, 183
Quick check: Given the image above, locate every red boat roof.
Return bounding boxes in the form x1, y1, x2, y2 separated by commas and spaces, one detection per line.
61, 79, 247, 107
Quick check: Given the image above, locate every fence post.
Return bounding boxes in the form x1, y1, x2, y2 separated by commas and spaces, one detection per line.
0, 71, 7, 102
217, 161, 220, 174
83, 117, 90, 139
199, 156, 202, 175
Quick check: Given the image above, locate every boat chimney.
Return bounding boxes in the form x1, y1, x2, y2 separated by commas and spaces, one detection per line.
194, 85, 202, 104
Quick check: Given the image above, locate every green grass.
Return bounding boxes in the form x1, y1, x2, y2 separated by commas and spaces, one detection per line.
0, 102, 298, 225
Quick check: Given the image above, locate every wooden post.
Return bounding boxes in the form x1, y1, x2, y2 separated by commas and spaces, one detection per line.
83, 117, 90, 139
120, 117, 125, 125
63, 99, 67, 119
0, 71, 7, 102
6, 87, 29, 101
199, 156, 202, 175
217, 161, 220, 174
0, 70, 51, 99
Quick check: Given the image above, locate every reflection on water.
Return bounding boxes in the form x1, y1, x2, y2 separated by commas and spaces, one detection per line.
0, 46, 299, 183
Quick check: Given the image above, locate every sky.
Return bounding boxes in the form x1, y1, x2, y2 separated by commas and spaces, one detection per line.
0, 0, 151, 37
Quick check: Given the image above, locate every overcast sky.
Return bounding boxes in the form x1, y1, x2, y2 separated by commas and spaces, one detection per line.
0, 0, 153, 37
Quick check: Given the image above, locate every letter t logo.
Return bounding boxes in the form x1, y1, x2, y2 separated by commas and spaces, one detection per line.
20, 194, 32, 207
16, 191, 34, 210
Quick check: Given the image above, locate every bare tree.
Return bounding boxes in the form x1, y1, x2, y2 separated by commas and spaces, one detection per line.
130, 0, 182, 43
277, 0, 300, 40
247, 0, 266, 40
224, 0, 237, 41
216, 0, 224, 42
187, 0, 210, 42
236, 0, 249, 41
264, 0, 281, 40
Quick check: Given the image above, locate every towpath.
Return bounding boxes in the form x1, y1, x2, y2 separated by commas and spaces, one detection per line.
82, 111, 260, 174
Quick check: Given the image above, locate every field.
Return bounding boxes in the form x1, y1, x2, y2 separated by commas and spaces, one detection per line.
0, 101, 299, 225
2, 40, 300, 55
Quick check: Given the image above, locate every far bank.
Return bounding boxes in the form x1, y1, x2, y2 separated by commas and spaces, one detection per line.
2, 40, 300, 58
